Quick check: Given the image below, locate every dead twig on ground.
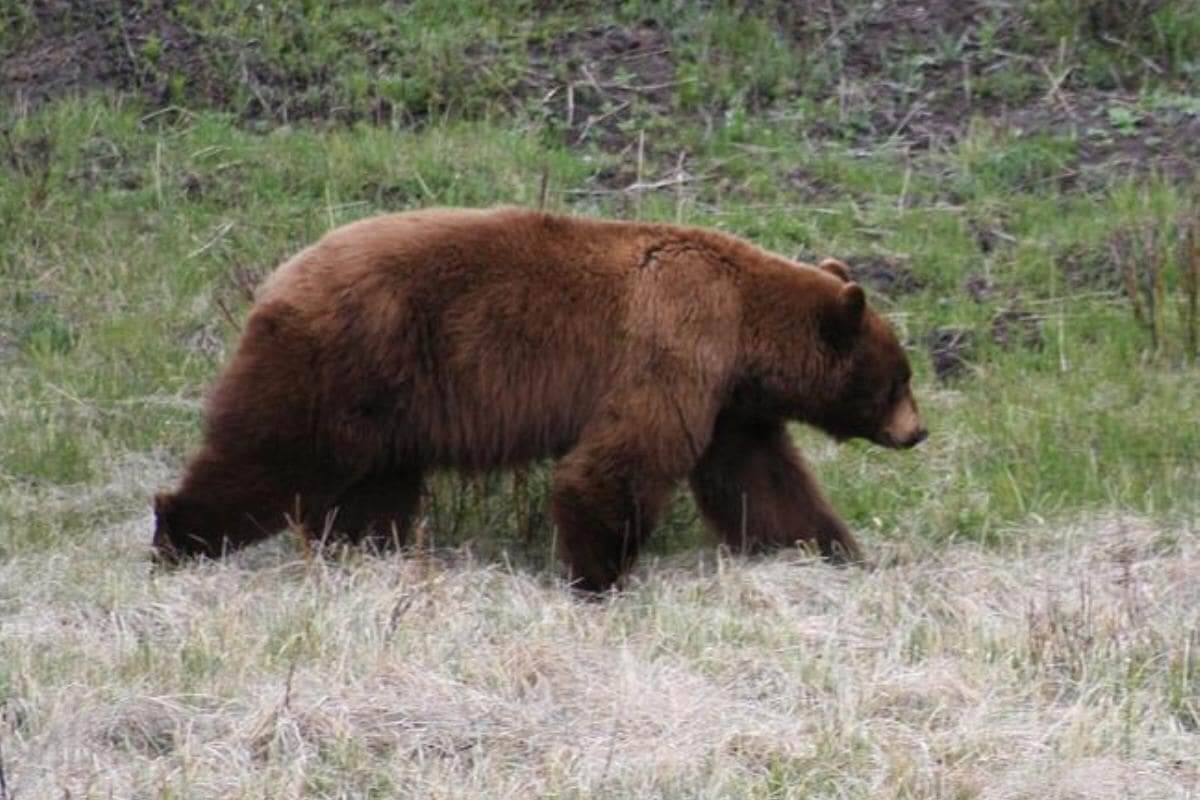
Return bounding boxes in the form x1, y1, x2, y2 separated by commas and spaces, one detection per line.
538, 165, 551, 211
187, 220, 235, 259
568, 172, 709, 197
214, 295, 242, 334
576, 101, 630, 143
1185, 217, 1199, 362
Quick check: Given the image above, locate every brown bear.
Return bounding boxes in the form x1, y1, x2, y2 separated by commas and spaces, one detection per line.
153, 207, 925, 591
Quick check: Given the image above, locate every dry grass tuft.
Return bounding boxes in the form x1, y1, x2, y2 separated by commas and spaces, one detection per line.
2, 511, 1197, 798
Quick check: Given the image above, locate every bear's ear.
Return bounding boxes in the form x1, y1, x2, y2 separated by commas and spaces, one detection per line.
823, 282, 866, 343
818, 258, 851, 283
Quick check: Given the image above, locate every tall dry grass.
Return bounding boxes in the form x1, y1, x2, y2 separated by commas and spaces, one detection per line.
2, 504, 1196, 798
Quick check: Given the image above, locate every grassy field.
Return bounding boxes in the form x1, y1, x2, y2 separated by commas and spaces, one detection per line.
2, 1, 1199, 797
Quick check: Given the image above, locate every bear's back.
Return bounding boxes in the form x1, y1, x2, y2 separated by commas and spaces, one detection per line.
248, 208, 780, 470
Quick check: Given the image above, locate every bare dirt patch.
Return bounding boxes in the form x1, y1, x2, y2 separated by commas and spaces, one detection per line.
846, 254, 926, 298
3, 6, 679, 136
787, 165, 860, 203
525, 21, 676, 149
5, 2, 1194, 182
1003, 91, 1200, 183
964, 273, 999, 303
991, 306, 1045, 351
1, 1, 501, 125
778, 1, 1200, 179
926, 325, 976, 381
2, 1, 222, 110
924, 306, 1043, 383
1055, 220, 1187, 295
778, 0, 1010, 147
1058, 239, 1127, 293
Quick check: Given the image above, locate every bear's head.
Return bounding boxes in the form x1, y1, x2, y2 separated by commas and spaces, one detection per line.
151, 492, 211, 563
810, 258, 927, 450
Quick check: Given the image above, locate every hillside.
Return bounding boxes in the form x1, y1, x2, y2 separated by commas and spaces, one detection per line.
1, 1, 1198, 797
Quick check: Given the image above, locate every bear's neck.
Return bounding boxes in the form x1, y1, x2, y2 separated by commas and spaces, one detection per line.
736, 267, 844, 424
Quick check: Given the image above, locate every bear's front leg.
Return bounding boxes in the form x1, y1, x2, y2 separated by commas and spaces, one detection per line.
689, 416, 864, 563
318, 468, 425, 552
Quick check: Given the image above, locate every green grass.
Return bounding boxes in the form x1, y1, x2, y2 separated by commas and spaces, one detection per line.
3, 71, 1199, 560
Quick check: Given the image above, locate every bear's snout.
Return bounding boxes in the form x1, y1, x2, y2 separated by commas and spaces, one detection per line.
877, 392, 926, 450
873, 425, 927, 449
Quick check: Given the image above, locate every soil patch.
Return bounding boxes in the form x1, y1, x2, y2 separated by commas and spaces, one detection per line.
525, 21, 675, 149
1003, 91, 1200, 183
926, 326, 975, 382
4, 2, 1194, 181
777, 1, 1200, 179
3, 8, 677, 136
787, 166, 851, 203
1055, 222, 1179, 294
0, 2, 507, 125
847, 255, 926, 298
964, 274, 998, 304
924, 309, 1041, 383
1059, 240, 1125, 293
2, 2, 222, 111
777, 0, 1013, 149
991, 307, 1044, 351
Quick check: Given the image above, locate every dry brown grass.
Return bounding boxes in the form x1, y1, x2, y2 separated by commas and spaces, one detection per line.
2, 505, 1197, 799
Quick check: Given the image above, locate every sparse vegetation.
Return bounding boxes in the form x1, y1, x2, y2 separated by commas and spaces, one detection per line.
2, 1, 1198, 796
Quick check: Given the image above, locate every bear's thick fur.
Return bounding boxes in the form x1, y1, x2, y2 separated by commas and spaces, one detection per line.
154, 207, 925, 591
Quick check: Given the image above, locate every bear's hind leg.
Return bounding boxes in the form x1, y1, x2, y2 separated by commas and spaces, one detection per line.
689, 417, 864, 563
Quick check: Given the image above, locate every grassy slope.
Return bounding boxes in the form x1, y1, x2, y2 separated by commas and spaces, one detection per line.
1, 1, 1199, 797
